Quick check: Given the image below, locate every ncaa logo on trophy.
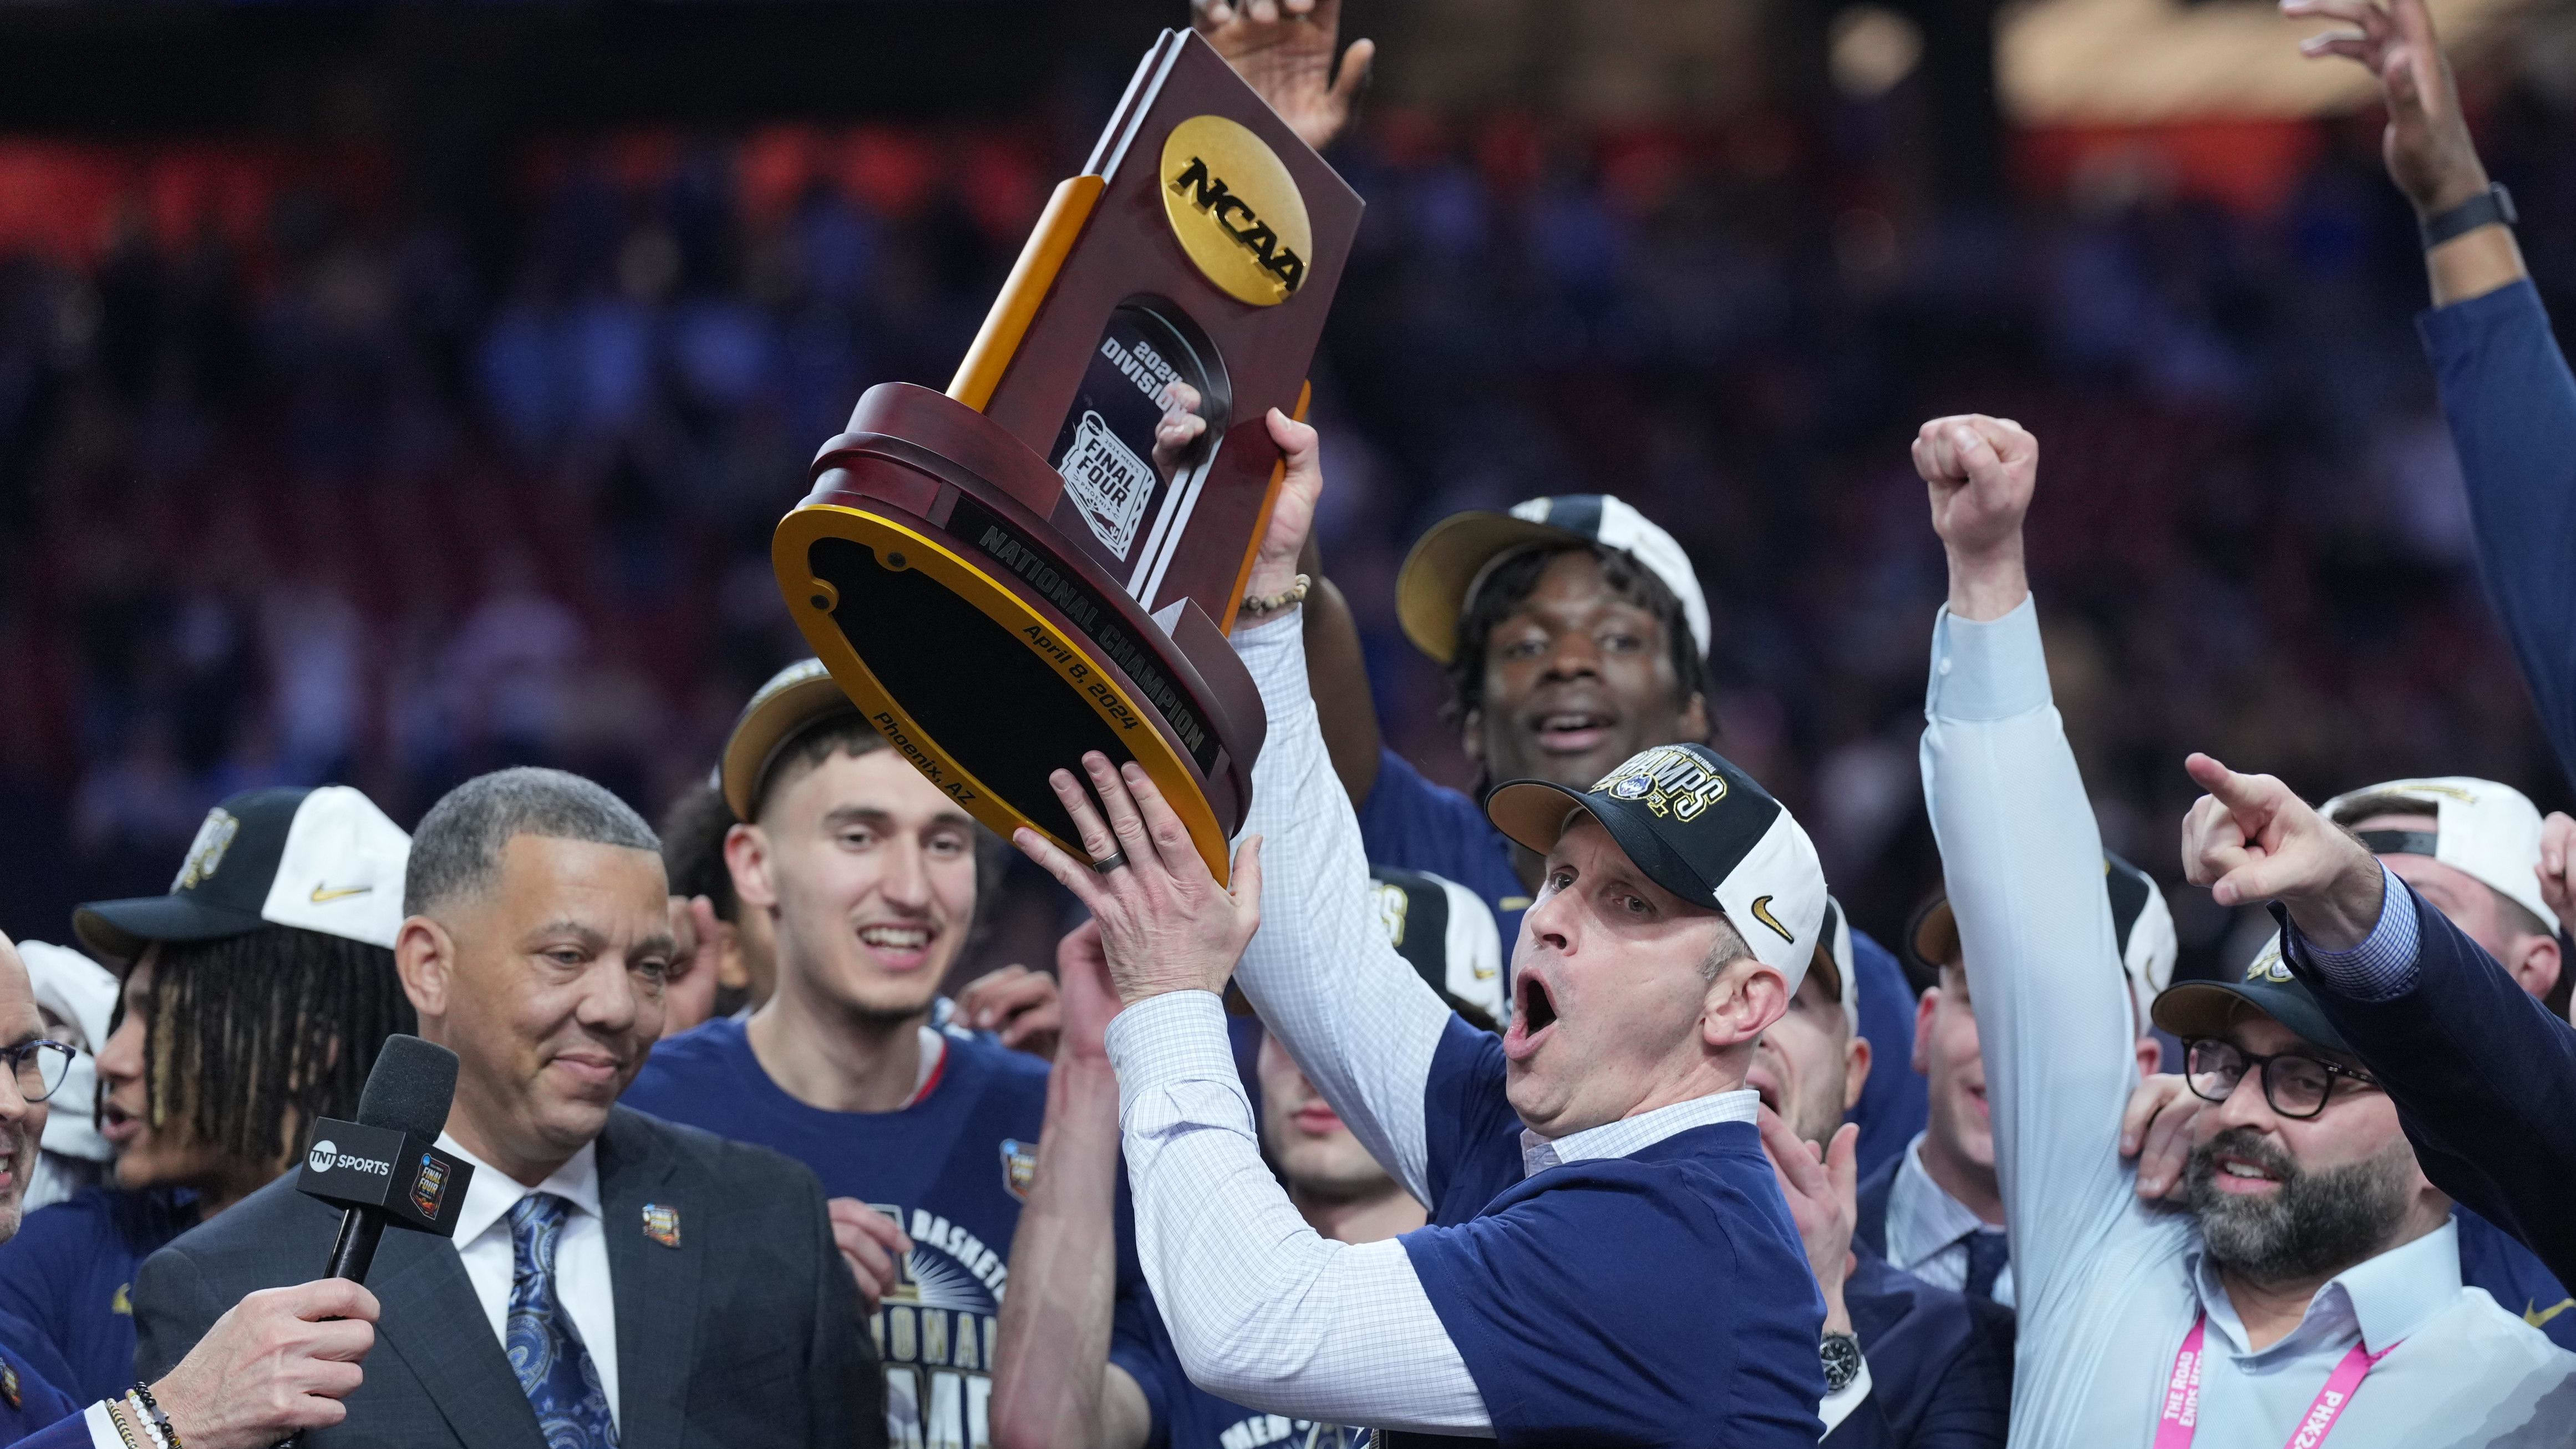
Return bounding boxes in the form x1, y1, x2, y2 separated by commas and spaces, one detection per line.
771, 29, 1363, 877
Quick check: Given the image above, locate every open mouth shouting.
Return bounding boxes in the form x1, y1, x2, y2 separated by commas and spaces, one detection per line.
856, 921, 938, 971
1527, 708, 1619, 758
1505, 970, 1561, 1061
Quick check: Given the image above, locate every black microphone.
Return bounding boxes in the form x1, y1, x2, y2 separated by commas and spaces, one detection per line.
296, 1035, 475, 1282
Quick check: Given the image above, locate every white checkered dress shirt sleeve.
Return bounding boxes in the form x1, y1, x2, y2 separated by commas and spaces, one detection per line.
1226, 611, 1461, 1204
1106, 990, 1488, 1432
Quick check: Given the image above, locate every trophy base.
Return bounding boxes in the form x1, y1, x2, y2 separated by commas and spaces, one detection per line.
774, 383, 1266, 883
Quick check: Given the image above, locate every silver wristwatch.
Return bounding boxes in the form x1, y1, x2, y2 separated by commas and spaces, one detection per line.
1821, 1330, 1863, 1393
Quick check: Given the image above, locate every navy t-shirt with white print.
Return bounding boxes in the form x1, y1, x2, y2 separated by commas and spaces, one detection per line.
626, 1015, 1156, 1449
1389, 1017, 1828, 1448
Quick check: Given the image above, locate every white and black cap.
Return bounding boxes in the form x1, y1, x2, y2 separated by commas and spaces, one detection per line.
1369, 865, 1510, 1027
1813, 894, 1859, 1036
74, 786, 411, 961
1395, 494, 1711, 665
2320, 776, 2552, 926
1486, 743, 1825, 990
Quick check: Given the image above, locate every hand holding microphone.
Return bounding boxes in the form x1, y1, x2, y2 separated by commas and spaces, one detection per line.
141, 1280, 383, 1449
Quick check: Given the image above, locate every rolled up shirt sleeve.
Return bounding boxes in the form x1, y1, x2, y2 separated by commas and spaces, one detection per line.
1105, 989, 1488, 1434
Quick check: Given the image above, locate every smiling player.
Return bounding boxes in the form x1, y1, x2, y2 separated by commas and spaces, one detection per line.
624, 661, 1063, 1449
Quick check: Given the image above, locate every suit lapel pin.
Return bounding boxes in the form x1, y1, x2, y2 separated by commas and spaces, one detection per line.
642, 1203, 681, 1249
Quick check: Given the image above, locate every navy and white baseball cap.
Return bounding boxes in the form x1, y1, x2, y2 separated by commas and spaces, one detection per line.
1395, 494, 1711, 665
1369, 865, 1509, 1026
2320, 776, 2552, 926
74, 787, 411, 961
1485, 743, 1825, 989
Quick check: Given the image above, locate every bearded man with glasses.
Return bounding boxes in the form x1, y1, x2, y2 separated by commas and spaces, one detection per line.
1914, 409, 2573, 1446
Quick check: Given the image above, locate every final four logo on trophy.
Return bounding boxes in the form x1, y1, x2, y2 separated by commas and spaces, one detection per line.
772, 30, 1362, 878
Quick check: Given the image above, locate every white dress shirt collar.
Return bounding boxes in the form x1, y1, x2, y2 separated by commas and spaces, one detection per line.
440, 1132, 604, 1241
1886, 1129, 1995, 1269
1520, 1088, 1760, 1177
2191, 1218, 2465, 1359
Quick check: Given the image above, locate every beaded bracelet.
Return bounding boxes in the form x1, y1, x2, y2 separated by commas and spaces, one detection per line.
103, 1397, 145, 1449
131, 1382, 182, 1449
1241, 572, 1311, 617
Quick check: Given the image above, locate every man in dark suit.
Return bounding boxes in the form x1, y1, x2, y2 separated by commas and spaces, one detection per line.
1751, 900, 2013, 1446
133, 767, 883, 1449
2183, 756, 2576, 1297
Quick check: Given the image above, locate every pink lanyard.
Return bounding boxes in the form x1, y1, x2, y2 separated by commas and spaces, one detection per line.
2153, 1314, 2400, 1449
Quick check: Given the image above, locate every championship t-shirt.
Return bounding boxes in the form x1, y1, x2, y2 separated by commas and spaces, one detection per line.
1356, 744, 1930, 1177
627, 1016, 1141, 1449
1396, 1016, 1827, 1447
0, 1187, 196, 1402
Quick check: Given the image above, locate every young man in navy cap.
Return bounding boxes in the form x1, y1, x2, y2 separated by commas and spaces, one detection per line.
1010, 411, 1835, 1445
0, 786, 414, 1403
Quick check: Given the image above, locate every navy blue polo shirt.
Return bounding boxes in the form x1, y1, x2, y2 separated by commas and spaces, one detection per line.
0, 1188, 195, 1402
1397, 1017, 1826, 1447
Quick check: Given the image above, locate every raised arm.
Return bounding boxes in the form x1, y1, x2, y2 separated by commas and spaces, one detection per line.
2292, 0, 2576, 776
1913, 416, 2141, 1310
1220, 412, 1461, 1202
1010, 749, 1486, 1432
988, 924, 1155, 1449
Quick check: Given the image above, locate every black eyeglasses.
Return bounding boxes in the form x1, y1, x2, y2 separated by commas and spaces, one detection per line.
0, 1041, 78, 1104
2183, 1038, 2377, 1121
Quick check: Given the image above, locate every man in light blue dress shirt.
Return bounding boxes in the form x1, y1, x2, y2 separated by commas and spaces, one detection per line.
1912, 411, 2572, 1447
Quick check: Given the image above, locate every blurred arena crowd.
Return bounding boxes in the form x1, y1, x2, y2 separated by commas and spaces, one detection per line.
3, 1, 2571, 979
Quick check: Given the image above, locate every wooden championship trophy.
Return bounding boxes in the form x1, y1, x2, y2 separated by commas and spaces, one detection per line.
773, 29, 1363, 880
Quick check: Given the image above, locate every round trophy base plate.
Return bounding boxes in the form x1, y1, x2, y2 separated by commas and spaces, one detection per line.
774, 384, 1264, 883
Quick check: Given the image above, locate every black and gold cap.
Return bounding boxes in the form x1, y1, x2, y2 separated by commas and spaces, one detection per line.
74, 786, 411, 962
719, 659, 864, 822
1485, 743, 1825, 990
2151, 934, 2353, 1057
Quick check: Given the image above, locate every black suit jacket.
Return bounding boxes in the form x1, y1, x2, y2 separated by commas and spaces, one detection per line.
133, 1106, 884, 1449
2284, 885, 2576, 1290
1830, 1250, 2013, 1448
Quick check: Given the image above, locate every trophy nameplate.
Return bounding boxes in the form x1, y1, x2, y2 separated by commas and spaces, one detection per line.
774, 29, 1363, 879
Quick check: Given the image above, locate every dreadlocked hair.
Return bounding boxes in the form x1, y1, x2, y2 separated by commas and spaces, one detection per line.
1442, 544, 1714, 731
133, 923, 416, 1176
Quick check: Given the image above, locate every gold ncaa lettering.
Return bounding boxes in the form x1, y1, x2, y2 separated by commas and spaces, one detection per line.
1160, 115, 1313, 306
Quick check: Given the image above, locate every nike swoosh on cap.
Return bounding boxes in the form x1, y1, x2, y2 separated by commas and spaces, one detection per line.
1749, 895, 1794, 943
309, 884, 374, 904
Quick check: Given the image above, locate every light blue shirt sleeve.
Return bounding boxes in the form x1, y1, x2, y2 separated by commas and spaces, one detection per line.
2285, 862, 2423, 1004
1918, 597, 2145, 1323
